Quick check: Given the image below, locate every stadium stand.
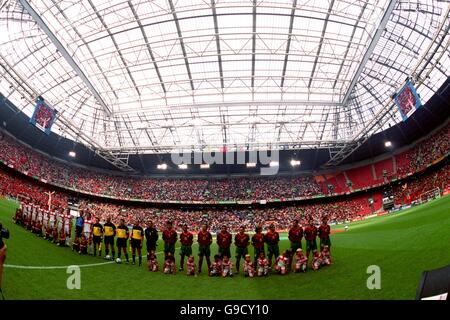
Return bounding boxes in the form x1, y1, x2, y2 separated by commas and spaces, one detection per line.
374, 158, 395, 184
0, 122, 448, 203
1, 156, 448, 232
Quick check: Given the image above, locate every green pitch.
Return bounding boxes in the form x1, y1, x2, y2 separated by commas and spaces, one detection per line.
1, 195, 449, 300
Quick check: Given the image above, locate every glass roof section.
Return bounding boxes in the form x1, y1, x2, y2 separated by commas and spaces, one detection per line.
0, 0, 449, 156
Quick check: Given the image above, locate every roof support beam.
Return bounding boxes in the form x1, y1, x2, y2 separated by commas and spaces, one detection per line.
251, 0, 257, 90
50, 0, 118, 101
332, 1, 367, 89
0, 55, 134, 171
341, 0, 397, 105
280, 0, 297, 89
113, 99, 342, 115
101, 138, 348, 154
18, 0, 112, 116
168, 0, 195, 92
128, 0, 166, 94
211, 0, 224, 90
324, 4, 449, 167
87, 0, 141, 97
308, 0, 335, 89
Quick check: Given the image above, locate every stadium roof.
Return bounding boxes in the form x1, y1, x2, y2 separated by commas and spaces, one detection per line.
0, 0, 449, 170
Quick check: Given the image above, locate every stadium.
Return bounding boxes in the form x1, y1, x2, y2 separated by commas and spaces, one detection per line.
0, 0, 449, 303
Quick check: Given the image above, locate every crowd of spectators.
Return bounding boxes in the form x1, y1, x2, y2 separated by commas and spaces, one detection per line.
2, 158, 448, 232
0, 165, 381, 232
0, 122, 448, 203
396, 122, 450, 177
392, 160, 450, 205
0, 131, 322, 201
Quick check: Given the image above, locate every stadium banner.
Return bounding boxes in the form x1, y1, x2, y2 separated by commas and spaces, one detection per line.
394, 80, 422, 122
29, 97, 58, 135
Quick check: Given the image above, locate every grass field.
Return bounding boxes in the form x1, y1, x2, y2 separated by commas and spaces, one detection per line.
1, 195, 449, 300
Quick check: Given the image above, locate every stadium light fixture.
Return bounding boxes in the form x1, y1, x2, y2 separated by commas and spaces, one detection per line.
200, 164, 210, 169
178, 164, 188, 169
385, 141, 392, 148
246, 162, 257, 167
157, 163, 167, 170
269, 161, 279, 167
290, 159, 301, 166
68, 151, 76, 157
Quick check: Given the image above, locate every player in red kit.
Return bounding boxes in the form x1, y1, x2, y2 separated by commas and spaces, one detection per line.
234, 226, 250, 273
197, 224, 213, 274
264, 224, 280, 269
288, 219, 303, 268
304, 220, 318, 261
318, 217, 331, 252
217, 225, 232, 258
179, 224, 193, 271
251, 226, 265, 264
162, 221, 177, 261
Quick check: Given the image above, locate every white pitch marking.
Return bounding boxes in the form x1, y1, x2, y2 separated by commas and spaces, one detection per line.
4, 247, 180, 270
4, 261, 114, 269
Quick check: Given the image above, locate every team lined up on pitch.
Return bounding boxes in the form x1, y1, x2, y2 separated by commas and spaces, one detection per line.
13, 203, 333, 277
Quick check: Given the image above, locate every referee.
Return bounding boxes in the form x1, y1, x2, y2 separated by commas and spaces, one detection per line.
131, 220, 144, 266
103, 217, 116, 260
116, 219, 129, 263
145, 220, 158, 254
92, 217, 104, 257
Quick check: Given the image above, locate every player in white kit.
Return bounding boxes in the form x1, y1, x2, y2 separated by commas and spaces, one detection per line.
31, 205, 38, 226
42, 209, 50, 239
83, 212, 93, 254
57, 208, 64, 233
48, 209, 57, 241
64, 208, 72, 246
